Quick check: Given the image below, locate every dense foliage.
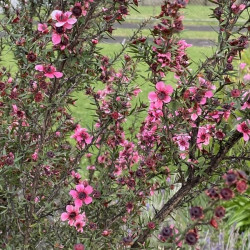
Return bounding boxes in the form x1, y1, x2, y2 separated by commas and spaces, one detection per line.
0, 0, 249, 249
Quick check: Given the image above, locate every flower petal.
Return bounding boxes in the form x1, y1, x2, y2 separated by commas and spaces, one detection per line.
148, 91, 157, 101
65, 11, 72, 18
164, 85, 174, 95
35, 65, 44, 71
44, 73, 55, 78
156, 81, 165, 91
75, 199, 83, 207
84, 196, 92, 205
52, 34, 61, 45
163, 95, 171, 103
67, 18, 77, 25
69, 190, 78, 199
76, 184, 85, 192
61, 212, 69, 221
51, 10, 62, 20
84, 185, 93, 195
66, 205, 74, 212
54, 72, 63, 78
55, 22, 66, 27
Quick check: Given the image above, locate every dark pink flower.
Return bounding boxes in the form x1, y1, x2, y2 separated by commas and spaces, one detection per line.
71, 125, 92, 147
69, 184, 93, 207
74, 243, 85, 250
231, 3, 246, 14
190, 206, 204, 220
231, 89, 241, 98
72, 3, 84, 17
197, 127, 211, 148
215, 130, 225, 140
35, 64, 63, 78
236, 180, 248, 194
51, 10, 77, 29
210, 217, 218, 229
61, 205, 84, 226
206, 188, 219, 199
237, 120, 249, 141
220, 188, 234, 200
74, 219, 86, 233
148, 81, 173, 108
223, 169, 238, 186
126, 202, 134, 213
185, 230, 198, 246
174, 134, 190, 151
147, 221, 155, 229
215, 206, 226, 218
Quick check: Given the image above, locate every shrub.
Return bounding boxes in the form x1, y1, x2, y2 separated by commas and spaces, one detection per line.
0, 0, 249, 248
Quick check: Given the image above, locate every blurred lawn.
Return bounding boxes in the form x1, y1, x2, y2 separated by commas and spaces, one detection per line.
112, 29, 219, 41
70, 44, 214, 128
0, 40, 214, 129
127, 5, 249, 26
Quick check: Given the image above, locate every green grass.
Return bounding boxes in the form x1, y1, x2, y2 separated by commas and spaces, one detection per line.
127, 5, 249, 26
71, 44, 214, 128
112, 28, 219, 41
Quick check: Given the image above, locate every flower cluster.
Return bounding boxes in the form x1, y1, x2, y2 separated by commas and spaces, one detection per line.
61, 171, 94, 232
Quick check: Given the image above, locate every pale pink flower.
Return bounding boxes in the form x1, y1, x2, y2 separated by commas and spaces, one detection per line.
243, 74, 250, 84
51, 10, 77, 29
69, 184, 93, 207
241, 92, 249, 110
239, 63, 246, 70
35, 64, 63, 78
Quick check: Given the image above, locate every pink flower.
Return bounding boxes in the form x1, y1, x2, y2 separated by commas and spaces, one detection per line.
52, 26, 66, 45
74, 243, 85, 250
71, 125, 92, 147
69, 184, 93, 207
32, 150, 39, 161
239, 63, 246, 70
37, 23, 49, 34
61, 205, 84, 226
241, 92, 250, 110
35, 64, 63, 78
231, 3, 246, 14
215, 129, 225, 140
231, 89, 241, 98
133, 87, 141, 96
74, 218, 86, 233
237, 121, 249, 141
148, 81, 173, 108
126, 202, 134, 213
174, 134, 190, 151
236, 180, 248, 194
51, 10, 77, 29
197, 127, 211, 147
243, 74, 250, 84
